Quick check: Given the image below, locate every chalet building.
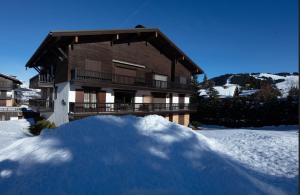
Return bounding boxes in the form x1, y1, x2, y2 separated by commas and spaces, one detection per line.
0, 73, 22, 106
0, 73, 22, 120
26, 27, 203, 126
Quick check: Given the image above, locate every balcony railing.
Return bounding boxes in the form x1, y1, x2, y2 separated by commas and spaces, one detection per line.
69, 103, 195, 114
29, 74, 54, 88
71, 69, 192, 90
0, 94, 12, 100
29, 99, 54, 112
0, 82, 13, 90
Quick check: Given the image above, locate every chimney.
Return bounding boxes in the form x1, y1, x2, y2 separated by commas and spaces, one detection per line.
135, 24, 145, 28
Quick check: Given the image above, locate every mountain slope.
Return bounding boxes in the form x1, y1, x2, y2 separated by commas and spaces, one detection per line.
202, 72, 298, 97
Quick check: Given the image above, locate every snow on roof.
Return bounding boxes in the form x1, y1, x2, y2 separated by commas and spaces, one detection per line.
198, 89, 208, 96
239, 89, 258, 96
0, 73, 22, 84
214, 84, 238, 97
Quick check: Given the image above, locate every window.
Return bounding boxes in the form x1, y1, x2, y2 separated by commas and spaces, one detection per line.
153, 74, 168, 88
84, 91, 97, 109
179, 76, 187, 84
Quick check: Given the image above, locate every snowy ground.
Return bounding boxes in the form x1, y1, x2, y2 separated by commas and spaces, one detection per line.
0, 116, 298, 195
0, 119, 32, 149
198, 126, 298, 178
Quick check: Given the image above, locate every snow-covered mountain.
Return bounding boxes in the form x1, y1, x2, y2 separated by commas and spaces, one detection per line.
251, 73, 298, 97
200, 72, 298, 98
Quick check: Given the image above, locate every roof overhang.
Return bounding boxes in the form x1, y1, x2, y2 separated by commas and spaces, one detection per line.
0, 73, 22, 84
25, 28, 203, 74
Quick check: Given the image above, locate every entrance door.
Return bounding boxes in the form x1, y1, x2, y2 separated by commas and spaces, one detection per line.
97, 91, 106, 112
179, 114, 184, 125
84, 90, 97, 110
152, 92, 167, 111
114, 90, 135, 111
179, 94, 185, 109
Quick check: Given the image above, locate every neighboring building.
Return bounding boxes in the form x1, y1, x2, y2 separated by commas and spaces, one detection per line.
0, 73, 22, 120
26, 27, 203, 126
214, 84, 240, 98
0, 73, 22, 106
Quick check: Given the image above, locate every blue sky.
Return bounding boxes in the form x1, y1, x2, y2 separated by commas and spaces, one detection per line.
0, 0, 298, 83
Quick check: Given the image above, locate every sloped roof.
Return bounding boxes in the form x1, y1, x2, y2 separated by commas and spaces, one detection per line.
25, 27, 203, 74
0, 73, 22, 84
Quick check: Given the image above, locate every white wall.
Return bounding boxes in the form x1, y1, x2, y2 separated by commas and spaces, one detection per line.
135, 90, 151, 103
68, 90, 75, 103
44, 82, 70, 126
103, 88, 114, 103
166, 96, 170, 104
172, 93, 179, 104
184, 96, 190, 104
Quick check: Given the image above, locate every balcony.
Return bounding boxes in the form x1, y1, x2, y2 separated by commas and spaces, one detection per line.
71, 69, 192, 91
69, 103, 196, 115
29, 74, 54, 89
0, 82, 14, 90
0, 94, 12, 100
29, 99, 54, 112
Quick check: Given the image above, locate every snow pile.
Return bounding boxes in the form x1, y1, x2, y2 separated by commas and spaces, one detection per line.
0, 115, 298, 194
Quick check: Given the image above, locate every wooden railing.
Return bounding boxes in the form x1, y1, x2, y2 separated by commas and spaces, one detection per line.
0, 107, 23, 112
29, 99, 54, 112
71, 69, 192, 90
69, 103, 195, 114
29, 74, 54, 88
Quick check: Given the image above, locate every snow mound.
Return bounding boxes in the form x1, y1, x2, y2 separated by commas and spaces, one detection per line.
0, 115, 298, 194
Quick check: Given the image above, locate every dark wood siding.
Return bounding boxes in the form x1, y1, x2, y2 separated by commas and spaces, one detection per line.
75, 89, 84, 102
175, 61, 190, 79
69, 41, 173, 79
97, 91, 106, 104
179, 94, 185, 104
0, 100, 6, 106
178, 114, 184, 125
69, 42, 113, 74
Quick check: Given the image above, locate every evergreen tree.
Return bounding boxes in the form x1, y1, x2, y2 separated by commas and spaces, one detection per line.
253, 84, 281, 101
288, 87, 299, 97
203, 74, 208, 83
190, 74, 200, 104
207, 87, 219, 98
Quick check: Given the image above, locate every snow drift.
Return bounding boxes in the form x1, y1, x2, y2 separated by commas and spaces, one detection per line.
0, 115, 298, 195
